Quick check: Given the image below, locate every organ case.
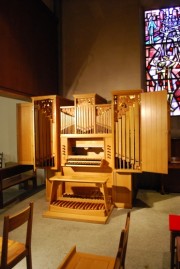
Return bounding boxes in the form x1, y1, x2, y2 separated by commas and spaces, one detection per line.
17, 91, 169, 222
112, 89, 168, 173
112, 90, 169, 208
17, 95, 73, 170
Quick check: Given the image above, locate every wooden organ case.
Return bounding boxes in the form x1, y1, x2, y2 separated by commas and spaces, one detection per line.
17, 96, 73, 168
17, 91, 168, 223
112, 90, 169, 208
17, 95, 74, 198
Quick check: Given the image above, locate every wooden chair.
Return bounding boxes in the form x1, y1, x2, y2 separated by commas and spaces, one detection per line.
0, 202, 33, 269
113, 229, 125, 269
169, 214, 180, 269
0, 152, 3, 168
121, 211, 130, 269
57, 245, 116, 269
57, 211, 131, 269
114, 211, 131, 269
176, 237, 180, 269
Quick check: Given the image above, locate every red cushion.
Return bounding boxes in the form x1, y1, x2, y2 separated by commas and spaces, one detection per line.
169, 215, 180, 231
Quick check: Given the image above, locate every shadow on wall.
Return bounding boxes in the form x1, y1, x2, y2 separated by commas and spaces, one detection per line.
63, 0, 106, 96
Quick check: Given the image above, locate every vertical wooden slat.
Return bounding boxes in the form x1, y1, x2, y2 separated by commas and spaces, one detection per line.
17, 103, 34, 165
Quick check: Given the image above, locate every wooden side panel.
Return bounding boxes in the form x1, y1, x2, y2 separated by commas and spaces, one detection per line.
17, 103, 34, 165
112, 173, 132, 208
141, 91, 168, 174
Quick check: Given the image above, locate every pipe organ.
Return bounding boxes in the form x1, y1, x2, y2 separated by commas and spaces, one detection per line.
17, 90, 169, 223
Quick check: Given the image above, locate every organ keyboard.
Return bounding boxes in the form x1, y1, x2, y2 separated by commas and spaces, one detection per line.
65, 156, 103, 167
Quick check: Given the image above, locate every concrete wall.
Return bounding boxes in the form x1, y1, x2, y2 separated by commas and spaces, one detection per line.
61, 0, 179, 100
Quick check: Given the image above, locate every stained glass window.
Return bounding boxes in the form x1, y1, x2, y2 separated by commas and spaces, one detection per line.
144, 7, 180, 116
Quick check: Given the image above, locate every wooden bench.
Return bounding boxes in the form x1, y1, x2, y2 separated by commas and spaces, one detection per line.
57, 212, 130, 269
0, 164, 37, 208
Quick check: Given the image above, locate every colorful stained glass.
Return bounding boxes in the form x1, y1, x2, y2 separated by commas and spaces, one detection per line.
144, 7, 180, 115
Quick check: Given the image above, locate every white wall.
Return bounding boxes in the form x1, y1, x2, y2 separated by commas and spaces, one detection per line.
0, 97, 25, 165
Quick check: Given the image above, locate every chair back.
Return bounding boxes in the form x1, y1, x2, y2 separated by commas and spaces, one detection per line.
0, 152, 3, 168
1, 202, 33, 268
177, 237, 180, 269
121, 211, 130, 268
114, 229, 124, 269
114, 211, 131, 269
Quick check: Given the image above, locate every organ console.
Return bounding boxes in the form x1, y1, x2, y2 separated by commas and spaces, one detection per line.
60, 93, 113, 172
17, 90, 169, 223
60, 137, 111, 167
